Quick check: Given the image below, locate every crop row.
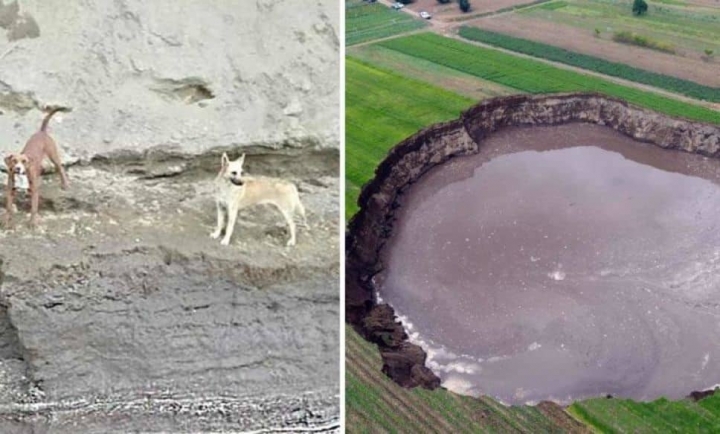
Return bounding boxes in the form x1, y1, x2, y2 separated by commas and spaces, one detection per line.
612, 30, 676, 54
346, 3, 426, 46
378, 33, 720, 123
570, 394, 720, 432
458, 27, 720, 103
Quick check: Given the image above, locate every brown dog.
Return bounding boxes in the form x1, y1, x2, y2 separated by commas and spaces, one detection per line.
4, 108, 69, 228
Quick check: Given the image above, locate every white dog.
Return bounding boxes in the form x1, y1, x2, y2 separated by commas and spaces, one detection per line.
211, 153, 307, 247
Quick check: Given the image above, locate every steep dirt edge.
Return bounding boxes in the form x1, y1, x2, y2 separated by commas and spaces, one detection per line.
0, 145, 340, 432
0, 260, 32, 408
345, 92, 720, 390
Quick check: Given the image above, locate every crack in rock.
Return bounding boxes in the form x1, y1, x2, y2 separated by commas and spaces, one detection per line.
150, 77, 215, 105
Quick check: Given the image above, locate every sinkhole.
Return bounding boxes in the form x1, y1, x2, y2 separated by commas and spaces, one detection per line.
374, 123, 720, 405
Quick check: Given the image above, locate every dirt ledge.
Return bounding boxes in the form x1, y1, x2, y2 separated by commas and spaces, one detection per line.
0, 148, 339, 432
345, 92, 720, 390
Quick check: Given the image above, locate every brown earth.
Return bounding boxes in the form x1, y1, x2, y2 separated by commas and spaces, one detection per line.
685, 0, 720, 8
537, 401, 590, 433
469, 14, 720, 88
346, 92, 720, 391
688, 389, 717, 401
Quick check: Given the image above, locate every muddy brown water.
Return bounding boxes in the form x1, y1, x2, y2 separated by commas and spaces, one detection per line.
376, 123, 720, 405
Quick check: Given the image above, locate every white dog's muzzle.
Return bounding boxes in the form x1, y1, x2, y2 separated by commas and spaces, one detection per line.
13, 173, 29, 190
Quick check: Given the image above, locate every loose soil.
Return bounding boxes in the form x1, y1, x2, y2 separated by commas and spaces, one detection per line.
377, 123, 720, 405
680, 0, 720, 8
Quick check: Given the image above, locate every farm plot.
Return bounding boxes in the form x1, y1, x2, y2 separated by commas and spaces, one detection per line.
346, 0, 426, 46
349, 43, 518, 101
458, 27, 720, 101
519, 0, 720, 56
377, 33, 720, 123
468, 10, 720, 88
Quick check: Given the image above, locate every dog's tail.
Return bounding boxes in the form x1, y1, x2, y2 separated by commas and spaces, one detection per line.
40, 106, 70, 132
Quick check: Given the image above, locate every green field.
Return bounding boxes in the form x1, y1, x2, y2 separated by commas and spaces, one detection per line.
569, 394, 720, 432
458, 26, 720, 103
377, 33, 720, 123
345, 57, 474, 218
519, 0, 720, 57
346, 327, 588, 432
349, 44, 518, 101
346, 0, 426, 46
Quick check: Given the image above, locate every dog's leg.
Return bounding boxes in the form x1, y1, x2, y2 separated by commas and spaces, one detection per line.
221, 204, 239, 246
46, 140, 69, 190
296, 199, 308, 229
281, 207, 297, 247
4, 179, 15, 229
28, 177, 40, 228
210, 202, 225, 239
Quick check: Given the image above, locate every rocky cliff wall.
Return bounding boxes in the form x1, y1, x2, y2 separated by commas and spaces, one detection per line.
0, 0, 339, 164
0, 1, 339, 432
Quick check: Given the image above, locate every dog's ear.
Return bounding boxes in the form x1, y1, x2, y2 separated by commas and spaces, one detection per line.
4, 154, 14, 169
221, 152, 229, 169
237, 153, 245, 165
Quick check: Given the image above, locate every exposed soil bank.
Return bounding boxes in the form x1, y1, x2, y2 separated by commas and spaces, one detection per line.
380, 123, 720, 404
345, 93, 720, 397
0, 150, 340, 432
0, 2, 340, 430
